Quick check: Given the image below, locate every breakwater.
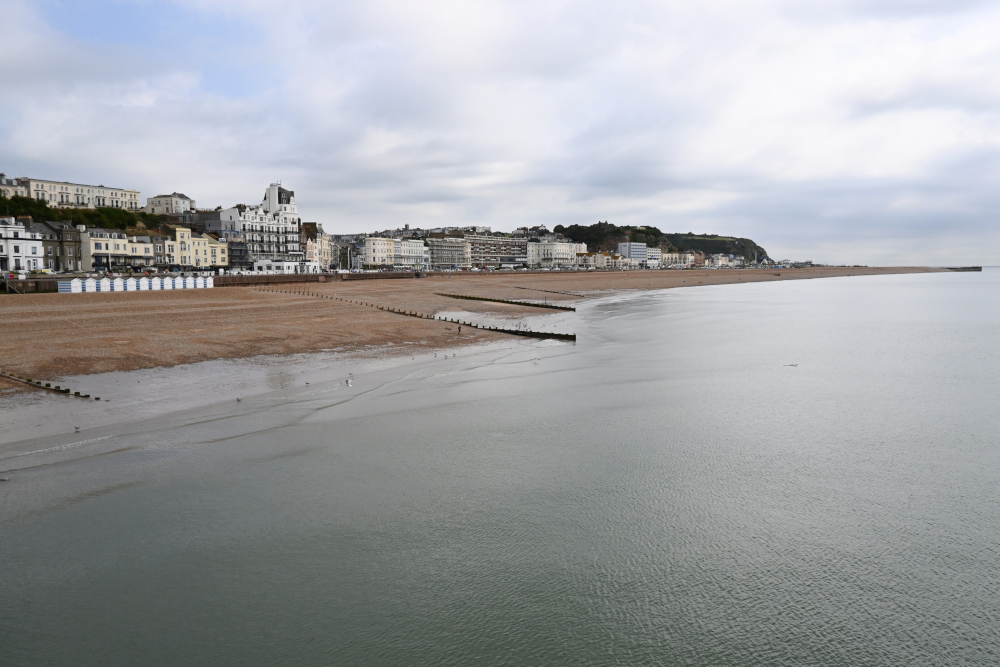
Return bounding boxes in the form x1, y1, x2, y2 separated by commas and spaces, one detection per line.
0, 373, 98, 400
436, 293, 576, 311
252, 288, 577, 342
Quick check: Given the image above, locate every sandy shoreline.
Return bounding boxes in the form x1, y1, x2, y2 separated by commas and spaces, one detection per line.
0, 266, 940, 386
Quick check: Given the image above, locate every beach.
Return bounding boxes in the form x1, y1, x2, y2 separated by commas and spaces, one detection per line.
0, 266, 939, 386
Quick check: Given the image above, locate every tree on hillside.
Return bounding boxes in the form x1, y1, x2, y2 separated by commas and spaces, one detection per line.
0, 194, 167, 230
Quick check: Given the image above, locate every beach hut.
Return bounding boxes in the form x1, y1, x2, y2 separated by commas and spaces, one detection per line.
162, 277, 175, 290
137, 277, 150, 290
83, 278, 96, 292
109, 278, 124, 291
124, 277, 137, 291
194, 277, 205, 288
97, 278, 111, 292
149, 277, 162, 290
58, 278, 82, 293
205, 276, 214, 288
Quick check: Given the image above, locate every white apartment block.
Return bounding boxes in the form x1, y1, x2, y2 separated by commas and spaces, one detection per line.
527, 240, 587, 268
646, 247, 662, 268
144, 192, 196, 215
617, 242, 648, 263
363, 237, 396, 267
0, 217, 45, 272
15, 177, 140, 210
394, 238, 430, 270
218, 183, 303, 263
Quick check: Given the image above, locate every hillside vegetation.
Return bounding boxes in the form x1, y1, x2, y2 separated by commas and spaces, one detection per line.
554, 221, 768, 260
0, 194, 167, 230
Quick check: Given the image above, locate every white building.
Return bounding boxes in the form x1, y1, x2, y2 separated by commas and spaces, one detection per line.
394, 238, 429, 270
15, 177, 140, 210
0, 217, 45, 272
0, 174, 27, 199
363, 237, 396, 267
217, 183, 303, 264
144, 192, 196, 215
527, 240, 588, 269
617, 242, 648, 265
646, 247, 662, 268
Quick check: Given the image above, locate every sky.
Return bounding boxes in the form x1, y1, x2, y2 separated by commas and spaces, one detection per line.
1, 0, 998, 264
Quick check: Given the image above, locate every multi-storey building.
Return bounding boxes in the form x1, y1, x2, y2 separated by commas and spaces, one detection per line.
464, 233, 528, 268
27, 221, 83, 272
217, 184, 303, 266
527, 240, 588, 269
202, 234, 229, 269
394, 238, 429, 270
144, 193, 196, 215
0, 217, 45, 271
302, 223, 335, 270
645, 247, 662, 268
82, 228, 133, 270
363, 237, 396, 268
0, 174, 28, 199
427, 237, 471, 270
617, 242, 648, 265
14, 177, 141, 210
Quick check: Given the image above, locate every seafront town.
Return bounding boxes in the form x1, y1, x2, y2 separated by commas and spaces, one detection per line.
1, 174, 760, 281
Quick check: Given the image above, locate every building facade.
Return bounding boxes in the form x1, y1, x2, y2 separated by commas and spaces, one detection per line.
144, 193, 196, 215
527, 240, 588, 268
394, 238, 430, 270
217, 184, 302, 264
302, 223, 335, 270
427, 237, 471, 270
16, 178, 140, 210
0, 174, 27, 199
363, 237, 396, 268
465, 233, 528, 268
27, 221, 83, 272
0, 217, 45, 271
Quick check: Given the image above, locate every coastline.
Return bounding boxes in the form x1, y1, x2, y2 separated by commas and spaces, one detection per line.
0, 266, 941, 388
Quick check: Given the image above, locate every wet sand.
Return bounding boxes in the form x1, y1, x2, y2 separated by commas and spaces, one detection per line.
0, 266, 940, 381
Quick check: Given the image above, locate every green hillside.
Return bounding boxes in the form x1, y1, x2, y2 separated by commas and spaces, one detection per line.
0, 194, 166, 230
554, 221, 768, 260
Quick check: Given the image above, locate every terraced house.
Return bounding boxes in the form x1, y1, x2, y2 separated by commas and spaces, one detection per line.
7, 176, 141, 210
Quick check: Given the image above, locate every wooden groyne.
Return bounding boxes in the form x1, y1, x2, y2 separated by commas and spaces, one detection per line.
253, 288, 577, 342
0, 373, 99, 400
435, 293, 576, 311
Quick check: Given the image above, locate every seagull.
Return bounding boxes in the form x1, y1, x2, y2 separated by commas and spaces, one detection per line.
74, 426, 80, 433
236, 397, 241, 402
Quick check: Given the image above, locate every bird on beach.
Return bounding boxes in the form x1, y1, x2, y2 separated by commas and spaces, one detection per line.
74, 426, 80, 433
236, 397, 241, 402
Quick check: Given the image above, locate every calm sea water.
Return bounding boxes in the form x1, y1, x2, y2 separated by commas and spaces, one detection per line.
2, 270, 998, 666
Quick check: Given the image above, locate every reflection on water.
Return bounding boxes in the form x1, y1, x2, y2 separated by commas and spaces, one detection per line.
1, 270, 999, 666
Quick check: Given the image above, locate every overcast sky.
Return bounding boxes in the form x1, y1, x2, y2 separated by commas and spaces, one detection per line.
2, 0, 998, 263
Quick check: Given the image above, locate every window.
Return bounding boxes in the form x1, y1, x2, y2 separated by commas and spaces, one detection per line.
68, 247, 73, 256
95, 243, 102, 250
114, 244, 120, 251
31, 247, 37, 254
47, 246, 53, 255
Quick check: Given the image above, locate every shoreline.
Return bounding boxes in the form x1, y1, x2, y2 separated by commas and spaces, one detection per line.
0, 266, 941, 387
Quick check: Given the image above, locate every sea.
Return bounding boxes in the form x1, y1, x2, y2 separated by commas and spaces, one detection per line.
1, 269, 998, 666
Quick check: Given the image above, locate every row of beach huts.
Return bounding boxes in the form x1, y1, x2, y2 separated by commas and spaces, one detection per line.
57, 276, 215, 293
